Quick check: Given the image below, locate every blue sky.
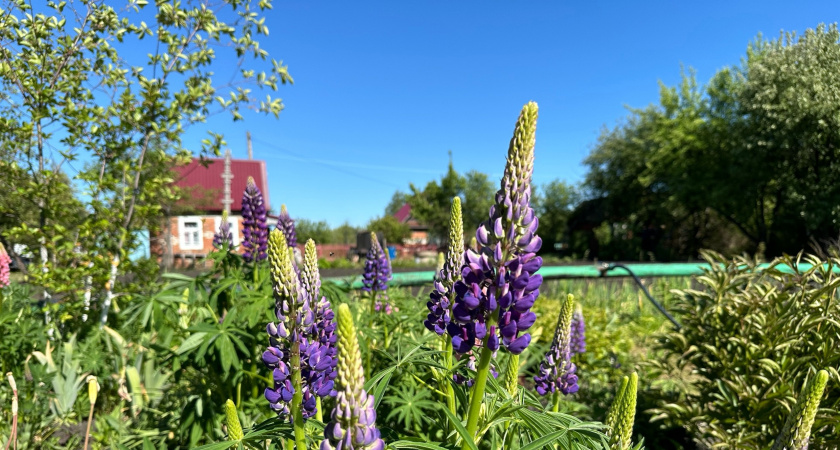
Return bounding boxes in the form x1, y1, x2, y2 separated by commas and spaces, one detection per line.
182, 1, 839, 227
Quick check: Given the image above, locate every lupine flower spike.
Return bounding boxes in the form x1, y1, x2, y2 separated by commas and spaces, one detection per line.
606, 372, 638, 450
449, 101, 542, 357
771, 369, 829, 450
213, 211, 233, 250
0, 243, 11, 288
224, 399, 244, 440
534, 294, 579, 400
321, 304, 385, 450
277, 204, 297, 248
570, 305, 586, 355
426, 197, 464, 336
452, 102, 542, 445
241, 176, 269, 262
263, 230, 334, 432
361, 233, 392, 314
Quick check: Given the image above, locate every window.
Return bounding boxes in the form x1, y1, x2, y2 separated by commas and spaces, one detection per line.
214, 215, 240, 246
178, 216, 204, 250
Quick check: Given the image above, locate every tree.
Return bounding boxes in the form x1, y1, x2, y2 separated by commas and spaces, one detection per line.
461, 171, 496, 234
408, 159, 465, 242
296, 219, 333, 245
533, 180, 579, 255
582, 23, 840, 259
407, 161, 495, 242
385, 191, 410, 216
0, 0, 290, 326
367, 215, 410, 245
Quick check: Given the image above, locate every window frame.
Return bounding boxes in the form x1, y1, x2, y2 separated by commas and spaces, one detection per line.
178, 216, 205, 251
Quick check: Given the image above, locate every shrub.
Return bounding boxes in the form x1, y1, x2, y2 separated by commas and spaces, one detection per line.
648, 251, 839, 448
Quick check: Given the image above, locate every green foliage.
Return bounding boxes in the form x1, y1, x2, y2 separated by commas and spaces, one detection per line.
648, 251, 840, 448
407, 162, 495, 241
0, 0, 290, 328
583, 23, 840, 259
367, 215, 411, 245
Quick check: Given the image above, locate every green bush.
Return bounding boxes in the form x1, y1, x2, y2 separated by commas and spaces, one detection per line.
648, 251, 839, 448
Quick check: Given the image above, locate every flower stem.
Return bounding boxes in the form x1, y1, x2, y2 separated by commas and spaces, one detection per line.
463, 345, 493, 448
83, 403, 94, 450
290, 340, 306, 450
551, 391, 560, 413
444, 337, 457, 418
315, 397, 323, 422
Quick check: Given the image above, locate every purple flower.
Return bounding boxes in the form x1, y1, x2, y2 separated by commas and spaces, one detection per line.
534, 295, 579, 396
277, 204, 297, 249
570, 308, 586, 355
425, 197, 464, 336
362, 233, 391, 313
213, 212, 233, 250
263, 231, 335, 420
448, 103, 542, 355
242, 176, 268, 262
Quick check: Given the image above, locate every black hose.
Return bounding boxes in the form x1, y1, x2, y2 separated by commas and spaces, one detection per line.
599, 262, 682, 330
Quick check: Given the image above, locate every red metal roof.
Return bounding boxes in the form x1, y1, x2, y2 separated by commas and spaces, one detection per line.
393, 203, 412, 223
173, 157, 270, 213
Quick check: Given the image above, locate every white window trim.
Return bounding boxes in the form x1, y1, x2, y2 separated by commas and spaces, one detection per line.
214, 215, 240, 246
178, 216, 205, 251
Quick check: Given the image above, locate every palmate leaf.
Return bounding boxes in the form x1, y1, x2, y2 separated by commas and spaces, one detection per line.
385, 385, 437, 429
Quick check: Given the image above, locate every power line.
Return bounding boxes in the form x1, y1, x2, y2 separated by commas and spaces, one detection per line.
251, 138, 410, 189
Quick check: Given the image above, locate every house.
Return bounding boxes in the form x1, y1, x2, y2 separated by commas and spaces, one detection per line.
150, 152, 274, 267
392, 203, 430, 246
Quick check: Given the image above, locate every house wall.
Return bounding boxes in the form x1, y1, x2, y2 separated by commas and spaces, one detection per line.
150, 215, 245, 268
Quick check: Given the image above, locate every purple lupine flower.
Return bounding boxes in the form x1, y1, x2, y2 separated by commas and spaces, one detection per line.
301, 239, 338, 395
213, 212, 233, 249
534, 294, 579, 396
448, 103, 542, 355
263, 230, 335, 420
570, 308, 586, 355
241, 176, 268, 262
276, 204, 297, 249
425, 197, 464, 336
0, 243, 10, 288
321, 304, 384, 450
362, 233, 392, 313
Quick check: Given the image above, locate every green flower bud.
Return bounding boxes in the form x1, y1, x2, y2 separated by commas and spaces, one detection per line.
224, 399, 244, 440
607, 372, 638, 450
86, 375, 99, 405
301, 238, 321, 302
336, 303, 364, 397
503, 354, 520, 398
772, 370, 829, 450
268, 228, 298, 309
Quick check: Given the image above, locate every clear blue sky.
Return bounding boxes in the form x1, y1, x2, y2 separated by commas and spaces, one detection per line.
183, 1, 839, 228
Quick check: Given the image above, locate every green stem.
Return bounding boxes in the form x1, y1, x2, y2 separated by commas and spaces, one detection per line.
444, 337, 457, 418
463, 345, 493, 448
315, 397, 323, 423
551, 391, 560, 413
290, 340, 306, 450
